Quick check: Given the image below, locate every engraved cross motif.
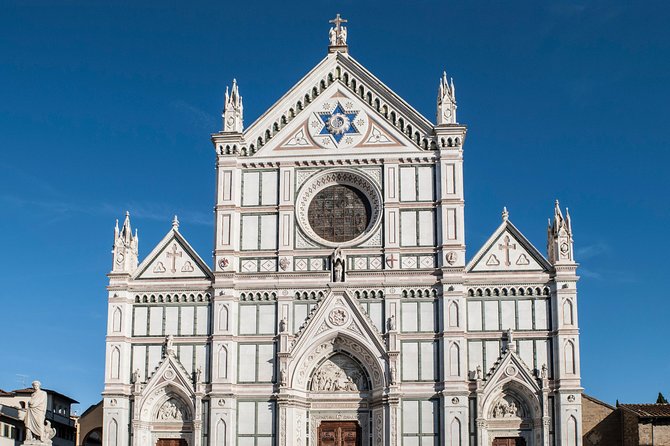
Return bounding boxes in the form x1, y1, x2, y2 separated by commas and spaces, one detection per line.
166, 243, 182, 273
498, 235, 516, 266
386, 254, 398, 269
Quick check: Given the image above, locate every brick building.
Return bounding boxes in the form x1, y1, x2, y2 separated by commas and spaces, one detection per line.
581, 394, 670, 446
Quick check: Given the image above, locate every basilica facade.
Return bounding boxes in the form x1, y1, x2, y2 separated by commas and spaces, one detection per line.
102, 17, 582, 446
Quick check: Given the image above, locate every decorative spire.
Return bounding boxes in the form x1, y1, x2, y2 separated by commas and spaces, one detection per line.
547, 200, 574, 265
121, 211, 133, 243
172, 215, 180, 230
437, 70, 457, 125
502, 206, 509, 222
328, 14, 348, 53
222, 79, 243, 133
112, 211, 139, 273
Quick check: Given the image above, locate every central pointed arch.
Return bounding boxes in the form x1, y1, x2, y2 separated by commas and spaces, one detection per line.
290, 332, 386, 391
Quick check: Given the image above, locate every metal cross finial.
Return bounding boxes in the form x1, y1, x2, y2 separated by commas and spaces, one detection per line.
329, 14, 347, 33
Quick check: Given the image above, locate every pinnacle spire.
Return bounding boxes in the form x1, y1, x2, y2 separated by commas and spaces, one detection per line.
502, 206, 509, 221
223, 79, 244, 132
172, 215, 180, 230
112, 211, 139, 273
548, 200, 574, 264
437, 69, 457, 125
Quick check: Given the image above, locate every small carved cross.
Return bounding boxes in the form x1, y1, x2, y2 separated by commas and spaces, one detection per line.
166, 243, 182, 273
498, 235, 516, 266
329, 14, 348, 34
386, 254, 398, 269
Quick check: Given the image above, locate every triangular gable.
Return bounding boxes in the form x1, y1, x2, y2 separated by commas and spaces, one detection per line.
467, 220, 551, 273
254, 82, 422, 157
483, 348, 541, 394
134, 228, 213, 280
144, 351, 196, 395
290, 289, 386, 359
242, 51, 435, 157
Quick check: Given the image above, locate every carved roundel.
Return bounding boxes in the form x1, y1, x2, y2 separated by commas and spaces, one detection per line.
328, 308, 349, 327
164, 368, 176, 381
504, 365, 518, 377
296, 169, 382, 247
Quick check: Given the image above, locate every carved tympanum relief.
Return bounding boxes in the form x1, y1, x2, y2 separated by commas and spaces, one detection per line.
491, 395, 527, 419
309, 354, 369, 392
157, 398, 188, 421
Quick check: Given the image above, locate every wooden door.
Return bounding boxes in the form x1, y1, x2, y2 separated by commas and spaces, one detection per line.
318, 421, 360, 446
492, 438, 526, 446
156, 439, 187, 446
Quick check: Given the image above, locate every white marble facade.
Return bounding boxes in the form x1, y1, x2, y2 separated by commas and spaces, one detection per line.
102, 17, 582, 446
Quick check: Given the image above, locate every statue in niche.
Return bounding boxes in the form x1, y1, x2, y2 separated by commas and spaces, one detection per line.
541, 363, 548, 379
279, 317, 287, 333
194, 367, 202, 384
332, 249, 345, 282
132, 368, 141, 384
310, 354, 368, 392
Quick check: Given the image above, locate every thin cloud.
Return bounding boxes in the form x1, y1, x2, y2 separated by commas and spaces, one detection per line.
576, 242, 610, 260
1, 194, 213, 227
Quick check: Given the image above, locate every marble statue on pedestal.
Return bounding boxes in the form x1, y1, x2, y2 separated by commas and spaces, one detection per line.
20, 381, 53, 445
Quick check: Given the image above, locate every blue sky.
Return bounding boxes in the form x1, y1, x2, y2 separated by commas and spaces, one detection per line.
1, 0, 669, 412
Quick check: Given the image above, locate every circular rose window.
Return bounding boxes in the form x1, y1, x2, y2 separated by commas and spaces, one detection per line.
295, 170, 382, 247
308, 185, 371, 243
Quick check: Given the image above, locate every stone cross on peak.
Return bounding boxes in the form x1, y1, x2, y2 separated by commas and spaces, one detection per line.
328, 14, 348, 53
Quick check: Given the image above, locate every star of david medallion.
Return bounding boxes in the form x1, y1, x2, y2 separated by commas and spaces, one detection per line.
319, 102, 359, 143
308, 95, 369, 149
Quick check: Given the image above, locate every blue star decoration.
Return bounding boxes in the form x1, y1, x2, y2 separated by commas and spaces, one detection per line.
318, 102, 360, 144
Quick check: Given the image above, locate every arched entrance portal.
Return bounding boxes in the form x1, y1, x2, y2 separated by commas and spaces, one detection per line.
307, 350, 373, 446
482, 381, 542, 446
280, 290, 391, 446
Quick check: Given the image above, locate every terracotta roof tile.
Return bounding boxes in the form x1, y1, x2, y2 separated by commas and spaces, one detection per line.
620, 404, 670, 417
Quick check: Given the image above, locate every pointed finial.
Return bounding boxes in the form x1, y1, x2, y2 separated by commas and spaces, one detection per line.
115, 218, 119, 231
565, 207, 572, 233
502, 206, 509, 221
172, 215, 180, 230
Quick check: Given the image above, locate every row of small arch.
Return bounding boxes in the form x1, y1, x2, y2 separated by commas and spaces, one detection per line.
219, 65, 433, 156
401, 288, 439, 298
240, 291, 278, 301
134, 293, 211, 303
467, 286, 550, 297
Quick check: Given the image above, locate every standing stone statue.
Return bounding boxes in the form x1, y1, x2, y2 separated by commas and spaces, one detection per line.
333, 258, 344, 282
24, 381, 47, 442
